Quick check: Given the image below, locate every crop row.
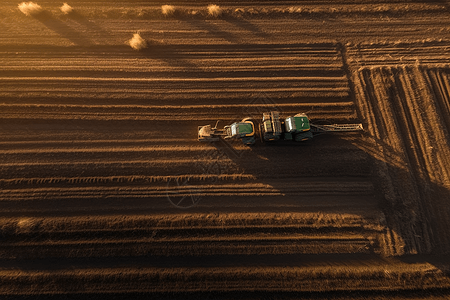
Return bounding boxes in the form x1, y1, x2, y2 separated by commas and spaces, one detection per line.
347, 42, 450, 68
0, 260, 448, 294
0, 102, 356, 121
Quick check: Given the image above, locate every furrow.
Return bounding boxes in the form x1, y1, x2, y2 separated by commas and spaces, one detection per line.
0, 238, 374, 259
0, 262, 446, 294
0, 181, 374, 201
0, 103, 356, 120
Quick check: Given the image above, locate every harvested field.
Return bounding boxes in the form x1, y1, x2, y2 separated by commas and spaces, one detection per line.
1, 0, 450, 298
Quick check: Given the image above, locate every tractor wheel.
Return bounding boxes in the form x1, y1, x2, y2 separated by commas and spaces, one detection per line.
294, 131, 313, 142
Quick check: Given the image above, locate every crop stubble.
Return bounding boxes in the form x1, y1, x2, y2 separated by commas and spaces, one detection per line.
1, 0, 450, 297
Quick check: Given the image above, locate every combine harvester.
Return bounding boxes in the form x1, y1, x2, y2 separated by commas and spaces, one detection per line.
198, 111, 363, 145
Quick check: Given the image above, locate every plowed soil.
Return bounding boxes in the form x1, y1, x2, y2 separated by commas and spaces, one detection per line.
1, 0, 450, 298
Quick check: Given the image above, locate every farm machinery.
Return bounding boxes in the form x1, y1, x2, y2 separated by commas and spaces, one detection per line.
198, 117, 256, 145
198, 111, 363, 145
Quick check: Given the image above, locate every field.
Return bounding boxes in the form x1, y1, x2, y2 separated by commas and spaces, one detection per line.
1, 0, 450, 298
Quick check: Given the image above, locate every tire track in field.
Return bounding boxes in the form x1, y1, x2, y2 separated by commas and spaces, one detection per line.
388, 67, 437, 254
375, 66, 450, 254
352, 67, 427, 255
400, 66, 450, 254
425, 69, 450, 136
352, 65, 450, 254
345, 40, 450, 255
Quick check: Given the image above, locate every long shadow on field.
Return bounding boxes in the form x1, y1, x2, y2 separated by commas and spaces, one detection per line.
206, 130, 377, 215
137, 42, 201, 72
129, 34, 226, 73
33, 11, 93, 46
64, 10, 111, 39
205, 121, 450, 257
224, 15, 268, 39
182, 19, 240, 43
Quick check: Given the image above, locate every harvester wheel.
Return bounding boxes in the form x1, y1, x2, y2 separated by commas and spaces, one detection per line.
259, 123, 265, 143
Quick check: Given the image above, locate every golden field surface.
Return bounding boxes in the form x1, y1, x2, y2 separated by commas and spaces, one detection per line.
1, 0, 450, 298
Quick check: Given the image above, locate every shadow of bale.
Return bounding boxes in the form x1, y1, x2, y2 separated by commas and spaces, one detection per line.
33, 10, 93, 46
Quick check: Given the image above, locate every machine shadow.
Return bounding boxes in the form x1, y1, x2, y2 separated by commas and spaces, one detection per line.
224, 15, 269, 39
33, 10, 93, 46
204, 123, 450, 258
182, 18, 240, 43
138, 43, 201, 73
64, 10, 111, 39
206, 131, 378, 215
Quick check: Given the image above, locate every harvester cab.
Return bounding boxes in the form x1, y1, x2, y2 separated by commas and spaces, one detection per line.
284, 113, 314, 142
224, 118, 256, 145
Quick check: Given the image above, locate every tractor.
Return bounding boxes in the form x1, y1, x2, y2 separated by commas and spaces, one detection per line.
261, 111, 314, 142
